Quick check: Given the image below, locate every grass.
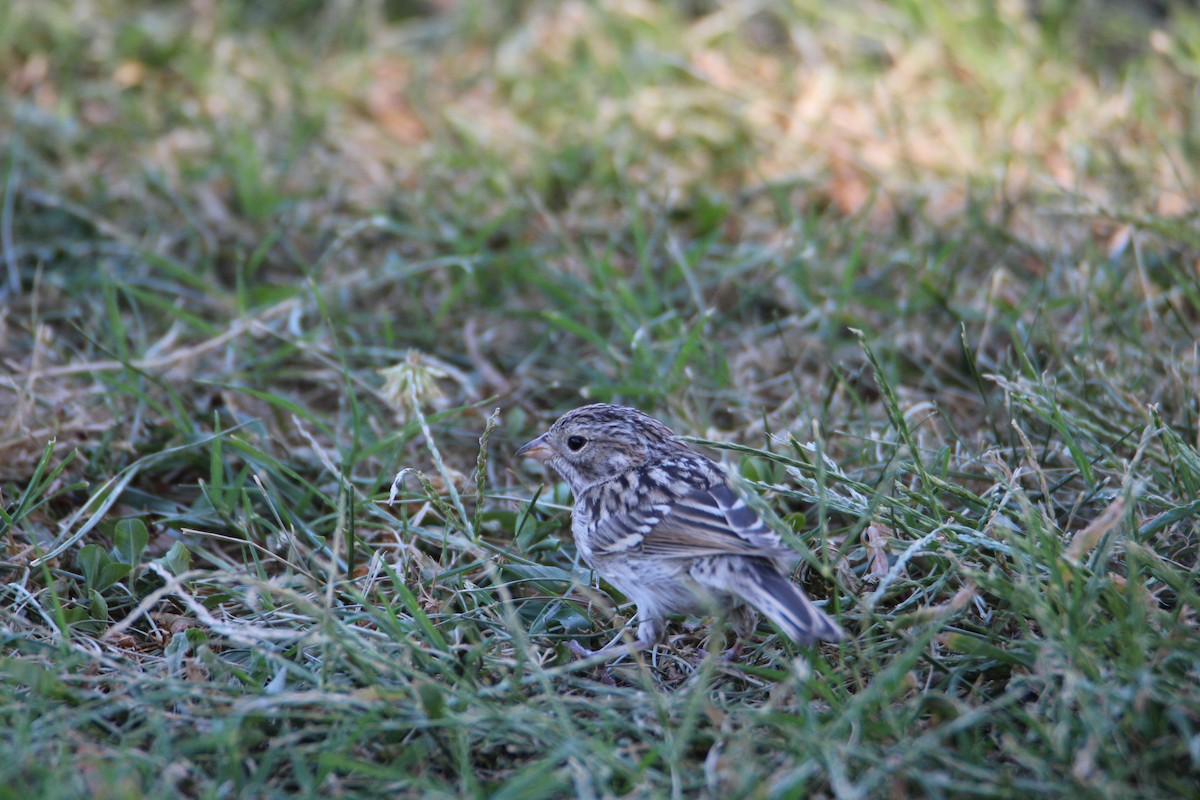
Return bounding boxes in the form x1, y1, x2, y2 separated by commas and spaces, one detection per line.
2, 0, 1199, 797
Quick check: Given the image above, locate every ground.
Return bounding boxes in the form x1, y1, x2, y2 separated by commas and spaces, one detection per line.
1, 1, 1198, 797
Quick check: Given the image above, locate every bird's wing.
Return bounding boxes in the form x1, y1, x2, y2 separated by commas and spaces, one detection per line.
589, 481, 790, 559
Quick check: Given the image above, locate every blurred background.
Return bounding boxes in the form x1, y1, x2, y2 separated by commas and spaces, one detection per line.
3, 0, 1197, 460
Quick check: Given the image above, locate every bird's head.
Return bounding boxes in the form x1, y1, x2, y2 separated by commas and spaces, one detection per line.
516, 403, 679, 492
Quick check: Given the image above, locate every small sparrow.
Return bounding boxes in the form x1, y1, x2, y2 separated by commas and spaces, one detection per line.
516, 403, 844, 660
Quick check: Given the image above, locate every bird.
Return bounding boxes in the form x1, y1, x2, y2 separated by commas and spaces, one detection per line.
515, 403, 844, 661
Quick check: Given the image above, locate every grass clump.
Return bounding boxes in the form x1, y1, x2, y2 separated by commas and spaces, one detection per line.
2, 0, 1198, 797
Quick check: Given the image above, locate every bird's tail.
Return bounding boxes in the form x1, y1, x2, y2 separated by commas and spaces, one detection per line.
750, 564, 844, 645
699, 557, 844, 645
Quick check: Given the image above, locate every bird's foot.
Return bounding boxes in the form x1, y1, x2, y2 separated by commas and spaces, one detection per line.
566, 639, 596, 659
567, 639, 616, 686
568, 635, 659, 684
721, 639, 745, 663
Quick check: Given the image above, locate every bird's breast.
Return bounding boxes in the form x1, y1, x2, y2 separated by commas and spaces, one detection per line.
570, 499, 599, 566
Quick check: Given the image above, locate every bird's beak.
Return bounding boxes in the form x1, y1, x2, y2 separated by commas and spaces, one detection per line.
516, 433, 552, 460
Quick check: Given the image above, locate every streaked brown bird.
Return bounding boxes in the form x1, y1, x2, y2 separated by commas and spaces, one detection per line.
517, 403, 844, 660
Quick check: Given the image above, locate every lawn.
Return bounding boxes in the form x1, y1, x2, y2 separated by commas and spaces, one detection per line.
2, 1, 1199, 797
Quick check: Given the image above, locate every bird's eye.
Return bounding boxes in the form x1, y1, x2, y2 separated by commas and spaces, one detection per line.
567, 435, 587, 451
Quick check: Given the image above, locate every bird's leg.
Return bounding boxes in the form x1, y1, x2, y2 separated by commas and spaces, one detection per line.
621, 615, 663, 654
723, 605, 758, 662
